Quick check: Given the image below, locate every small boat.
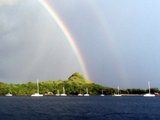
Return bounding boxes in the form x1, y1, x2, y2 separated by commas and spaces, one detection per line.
31, 79, 43, 97
5, 93, 13, 96
78, 94, 83, 96
31, 93, 43, 97
144, 93, 155, 97
144, 81, 155, 97
84, 88, 90, 96
114, 94, 122, 96
60, 87, 67, 96
56, 90, 60, 96
100, 90, 105, 96
113, 86, 122, 96
78, 90, 83, 96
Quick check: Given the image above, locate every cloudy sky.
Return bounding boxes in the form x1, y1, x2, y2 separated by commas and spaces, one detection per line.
1, 0, 160, 89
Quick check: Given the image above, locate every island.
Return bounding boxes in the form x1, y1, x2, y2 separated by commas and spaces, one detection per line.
0, 72, 159, 96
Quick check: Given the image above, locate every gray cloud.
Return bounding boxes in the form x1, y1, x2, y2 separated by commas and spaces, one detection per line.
3, 0, 160, 89
0, 0, 83, 83
0, 0, 18, 6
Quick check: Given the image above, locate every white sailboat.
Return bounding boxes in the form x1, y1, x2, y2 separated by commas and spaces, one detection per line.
100, 90, 105, 96
5, 93, 13, 96
84, 88, 90, 96
113, 86, 122, 96
144, 81, 155, 97
60, 87, 67, 96
78, 90, 83, 96
56, 90, 60, 96
31, 79, 43, 97
5, 87, 13, 96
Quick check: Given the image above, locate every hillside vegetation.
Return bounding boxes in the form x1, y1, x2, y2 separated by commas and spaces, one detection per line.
0, 72, 114, 96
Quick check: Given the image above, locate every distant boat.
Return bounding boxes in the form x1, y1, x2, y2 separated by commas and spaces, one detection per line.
56, 90, 60, 96
113, 86, 122, 96
84, 88, 90, 96
78, 90, 83, 96
60, 87, 67, 96
5, 93, 13, 96
31, 79, 43, 97
144, 81, 155, 97
5, 87, 13, 96
78, 93, 83, 96
100, 90, 105, 96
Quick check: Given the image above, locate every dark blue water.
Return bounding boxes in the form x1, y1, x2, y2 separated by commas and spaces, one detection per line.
0, 96, 159, 120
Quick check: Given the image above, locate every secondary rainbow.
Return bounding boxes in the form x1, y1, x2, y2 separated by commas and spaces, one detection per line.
39, 0, 90, 80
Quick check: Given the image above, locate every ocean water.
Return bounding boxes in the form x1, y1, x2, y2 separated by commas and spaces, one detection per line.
0, 96, 159, 120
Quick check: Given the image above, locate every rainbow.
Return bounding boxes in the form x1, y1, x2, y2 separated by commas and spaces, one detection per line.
39, 0, 90, 80
88, 1, 129, 86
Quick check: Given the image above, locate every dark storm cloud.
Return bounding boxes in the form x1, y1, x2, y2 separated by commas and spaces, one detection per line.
0, 0, 83, 83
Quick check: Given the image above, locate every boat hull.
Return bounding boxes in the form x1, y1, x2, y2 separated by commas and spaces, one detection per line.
78, 94, 83, 96
144, 93, 155, 97
5, 93, 13, 96
60, 94, 67, 96
31, 93, 43, 97
84, 94, 90, 96
100, 94, 105, 96
113, 94, 122, 96
55, 94, 60, 96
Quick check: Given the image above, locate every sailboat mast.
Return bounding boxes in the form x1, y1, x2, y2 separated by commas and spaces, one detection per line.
63, 87, 65, 94
148, 81, 150, 94
37, 79, 39, 93
118, 86, 119, 95
86, 88, 88, 94
102, 90, 103, 94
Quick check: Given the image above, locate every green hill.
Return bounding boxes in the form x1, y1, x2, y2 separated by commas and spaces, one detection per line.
0, 72, 115, 96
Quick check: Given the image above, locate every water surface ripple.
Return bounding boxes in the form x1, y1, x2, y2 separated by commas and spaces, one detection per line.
0, 96, 159, 120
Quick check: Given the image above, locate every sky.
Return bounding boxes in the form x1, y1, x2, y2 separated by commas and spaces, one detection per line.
1, 0, 160, 89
